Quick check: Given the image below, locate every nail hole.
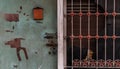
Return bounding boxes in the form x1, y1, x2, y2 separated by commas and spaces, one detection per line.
23, 13, 26, 15
35, 51, 38, 54
18, 11, 21, 13
48, 51, 51, 55
13, 26, 14, 29
13, 65, 18, 68
20, 6, 22, 10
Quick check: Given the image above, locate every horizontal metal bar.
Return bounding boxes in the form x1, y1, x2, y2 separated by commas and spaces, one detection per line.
67, 3, 95, 6
67, 7, 96, 9
66, 36, 120, 39
67, 10, 96, 12
67, 13, 120, 15
64, 66, 120, 68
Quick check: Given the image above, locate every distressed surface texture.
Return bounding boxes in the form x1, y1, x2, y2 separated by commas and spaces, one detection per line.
0, 0, 57, 69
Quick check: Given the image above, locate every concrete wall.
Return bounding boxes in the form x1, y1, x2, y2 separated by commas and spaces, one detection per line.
0, 0, 57, 69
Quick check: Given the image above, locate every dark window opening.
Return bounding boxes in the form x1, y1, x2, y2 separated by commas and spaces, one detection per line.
65, 0, 120, 69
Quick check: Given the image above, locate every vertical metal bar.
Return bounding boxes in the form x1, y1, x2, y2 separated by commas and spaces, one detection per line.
63, 0, 67, 67
105, 0, 107, 66
113, 30, 115, 66
71, 0, 74, 68
87, 0, 90, 61
71, 36, 73, 69
79, 0, 82, 65
88, 0, 90, 35
113, 0, 116, 12
113, 0, 116, 66
96, 0, 99, 67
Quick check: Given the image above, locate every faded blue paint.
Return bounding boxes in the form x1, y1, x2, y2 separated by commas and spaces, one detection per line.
0, 0, 57, 69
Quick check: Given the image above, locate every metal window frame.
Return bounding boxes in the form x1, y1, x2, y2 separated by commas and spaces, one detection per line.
57, 0, 119, 69
57, 0, 64, 69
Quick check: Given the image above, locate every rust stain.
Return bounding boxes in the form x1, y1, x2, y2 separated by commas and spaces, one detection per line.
5, 38, 28, 61
5, 14, 19, 22
5, 30, 13, 32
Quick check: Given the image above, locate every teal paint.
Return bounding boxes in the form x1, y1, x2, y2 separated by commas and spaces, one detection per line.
0, 0, 57, 69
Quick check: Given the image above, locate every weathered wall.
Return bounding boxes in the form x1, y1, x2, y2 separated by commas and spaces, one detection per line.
0, 0, 57, 69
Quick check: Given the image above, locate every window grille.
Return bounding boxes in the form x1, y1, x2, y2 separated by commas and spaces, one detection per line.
64, 0, 120, 69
